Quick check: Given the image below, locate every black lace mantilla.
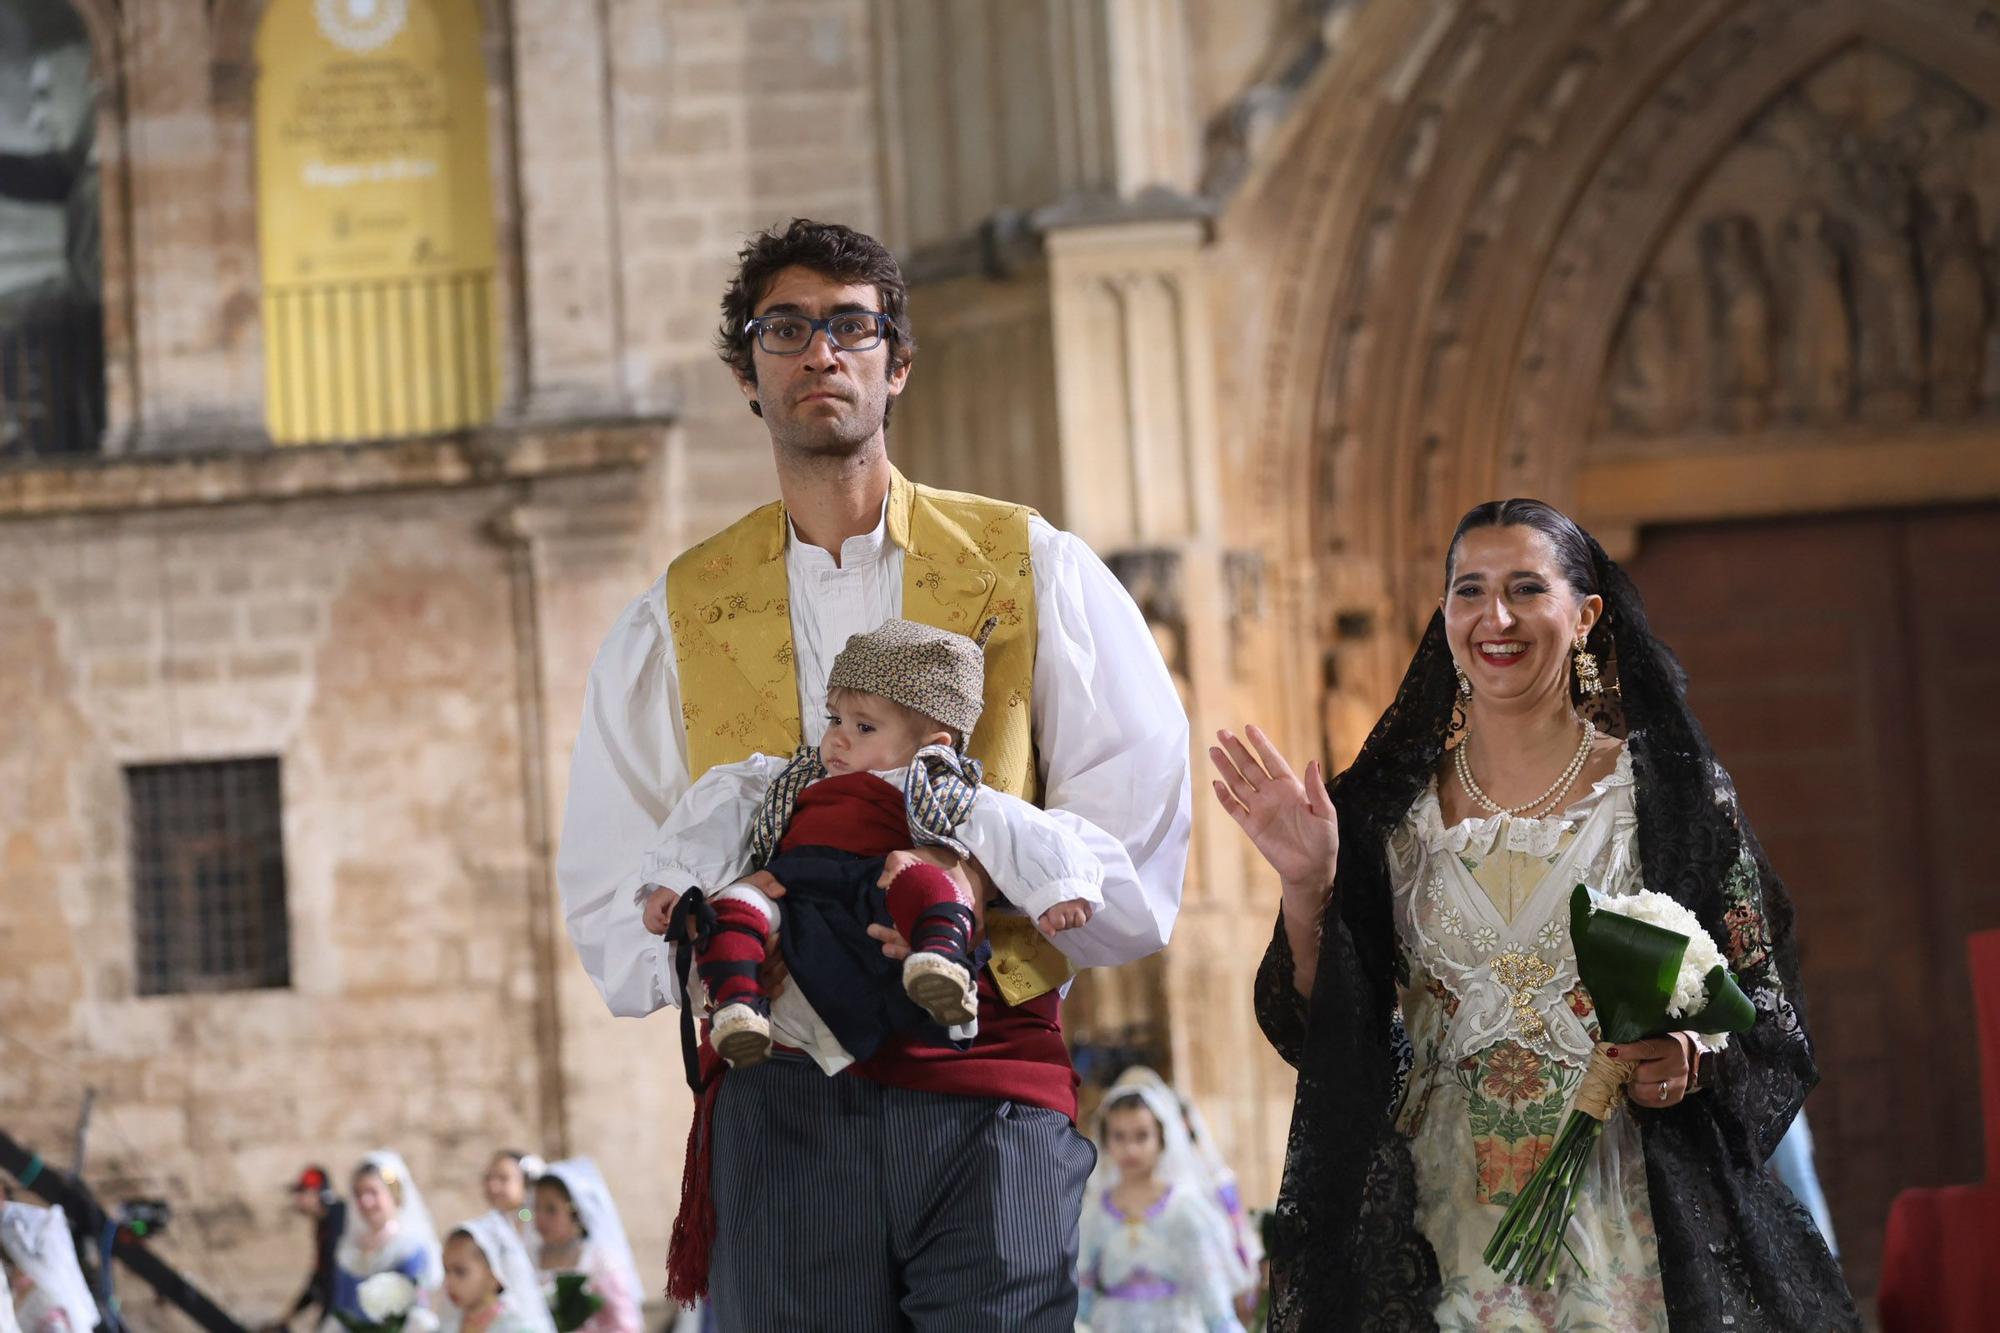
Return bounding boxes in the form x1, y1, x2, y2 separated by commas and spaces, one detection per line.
1253, 543, 1859, 1332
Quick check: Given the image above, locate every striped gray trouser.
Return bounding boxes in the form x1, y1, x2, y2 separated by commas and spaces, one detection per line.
708, 1052, 1096, 1331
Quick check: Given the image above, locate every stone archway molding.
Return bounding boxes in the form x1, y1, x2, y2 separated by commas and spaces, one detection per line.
1226, 0, 2000, 625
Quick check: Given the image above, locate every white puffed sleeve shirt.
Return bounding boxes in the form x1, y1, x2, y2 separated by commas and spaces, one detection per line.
555, 509, 1191, 1018
641, 755, 1107, 924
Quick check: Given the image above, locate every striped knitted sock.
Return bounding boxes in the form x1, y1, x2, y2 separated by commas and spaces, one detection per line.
695, 898, 770, 1012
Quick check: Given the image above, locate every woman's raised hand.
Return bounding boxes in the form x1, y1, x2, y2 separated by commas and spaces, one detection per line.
1208, 725, 1339, 895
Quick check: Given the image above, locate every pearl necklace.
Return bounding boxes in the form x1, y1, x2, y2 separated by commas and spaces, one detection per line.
1455, 719, 1596, 819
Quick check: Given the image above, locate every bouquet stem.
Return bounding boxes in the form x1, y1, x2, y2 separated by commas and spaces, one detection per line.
1481, 1044, 1637, 1286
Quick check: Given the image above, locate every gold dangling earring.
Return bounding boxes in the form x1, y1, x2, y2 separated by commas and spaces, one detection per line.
1454, 661, 1473, 700
1573, 636, 1603, 697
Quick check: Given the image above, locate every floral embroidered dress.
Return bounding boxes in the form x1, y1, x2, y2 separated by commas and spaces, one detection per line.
1388, 745, 1668, 1331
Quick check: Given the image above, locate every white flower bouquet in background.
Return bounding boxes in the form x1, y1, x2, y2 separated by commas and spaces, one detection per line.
336, 1273, 437, 1333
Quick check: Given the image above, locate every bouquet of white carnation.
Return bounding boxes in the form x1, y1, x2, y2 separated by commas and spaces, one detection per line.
336, 1273, 439, 1333
1483, 885, 1757, 1286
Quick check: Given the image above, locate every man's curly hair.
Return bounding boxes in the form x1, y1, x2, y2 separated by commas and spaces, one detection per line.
716, 219, 916, 421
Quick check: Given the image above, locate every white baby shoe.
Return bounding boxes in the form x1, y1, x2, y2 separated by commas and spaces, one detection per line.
710, 1001, 772, 1068
903, 953, 977, 1027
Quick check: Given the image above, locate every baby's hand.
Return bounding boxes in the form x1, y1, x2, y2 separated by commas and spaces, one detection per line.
1037, 900, 1094, 933
642, 884, 677, 935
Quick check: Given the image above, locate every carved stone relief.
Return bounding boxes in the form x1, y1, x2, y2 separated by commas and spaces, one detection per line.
1598, 44, 2000, 438
1701, 214, 1780, 432
1106, 547, 1190, 693
1222, 548, 1265, 679
1604, 273, 1699, 435
1777, 204, 1854, 425
1926, 189, 1992, 417
1987, 225, 2000, 410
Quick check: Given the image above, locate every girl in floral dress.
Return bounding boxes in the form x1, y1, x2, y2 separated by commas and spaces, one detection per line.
1079, 1072, 1246, 1333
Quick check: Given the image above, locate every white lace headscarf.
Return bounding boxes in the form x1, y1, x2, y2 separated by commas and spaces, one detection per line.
0, 1204, 99, 1332
1092, 1068, 1205, 1195
1157, 1079, 1263, 1285
341, 1151, 444, 1293
538, 1160, 640, 1304
1091, 1069, 1257, 1301
441, 1213, 556, 1333
0, 1254, 20, 1333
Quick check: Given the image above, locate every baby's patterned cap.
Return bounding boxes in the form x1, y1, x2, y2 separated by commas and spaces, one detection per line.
826, 617, 992, 739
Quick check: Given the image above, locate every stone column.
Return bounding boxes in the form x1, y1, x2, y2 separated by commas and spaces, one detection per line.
487, 428, 683, 1268
876, 0, 1195, 252
508, 0, 627, 418
1042, 215, 1278, 1187
1045, 216, 1219, 549
876, 0, 1263, 1188
1101, 0, 1198, 197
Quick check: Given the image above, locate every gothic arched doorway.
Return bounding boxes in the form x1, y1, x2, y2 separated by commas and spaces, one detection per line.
1218, 0, 2000, 1296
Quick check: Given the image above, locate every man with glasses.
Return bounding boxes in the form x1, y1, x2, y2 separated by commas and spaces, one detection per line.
557, 219, 1190, 1329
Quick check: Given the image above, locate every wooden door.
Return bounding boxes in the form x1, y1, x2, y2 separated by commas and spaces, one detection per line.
1624, 505, 2000, 1297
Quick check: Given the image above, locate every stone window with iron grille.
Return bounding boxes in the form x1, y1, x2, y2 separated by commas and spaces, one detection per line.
127, 758, 291, 996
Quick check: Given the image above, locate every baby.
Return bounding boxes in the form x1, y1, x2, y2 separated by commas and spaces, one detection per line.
640, 618, 1102, 1070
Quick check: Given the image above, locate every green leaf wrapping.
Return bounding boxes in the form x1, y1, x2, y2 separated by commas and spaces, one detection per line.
548, 1272, 605, 1333
1568, 885, 1684, 1044
1683, 962, 1757, 1034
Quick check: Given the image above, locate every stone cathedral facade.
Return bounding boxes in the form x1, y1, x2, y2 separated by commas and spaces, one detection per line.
5, 0, 1999, 1316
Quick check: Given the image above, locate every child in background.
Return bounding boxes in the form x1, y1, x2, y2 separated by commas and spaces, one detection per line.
1, 1254, 20, 1333
1079, 1075, 1246, 1333
438, 1215, 553, 1333
0, 1205, 97, 1333
530, 1162, 640, 1333
480, 1152, 544, 1247
331, 1151, 442, 1324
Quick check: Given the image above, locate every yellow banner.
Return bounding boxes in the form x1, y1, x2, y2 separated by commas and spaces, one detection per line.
255, 0, 498, 443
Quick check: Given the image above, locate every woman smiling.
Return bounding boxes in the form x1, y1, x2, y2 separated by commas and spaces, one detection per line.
1210, 499, 1857, 1331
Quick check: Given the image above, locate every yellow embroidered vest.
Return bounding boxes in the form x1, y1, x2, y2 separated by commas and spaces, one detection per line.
666, 468, 1070, 1003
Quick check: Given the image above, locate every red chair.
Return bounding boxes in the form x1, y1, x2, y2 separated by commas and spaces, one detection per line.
1878, 930, 2000, 1331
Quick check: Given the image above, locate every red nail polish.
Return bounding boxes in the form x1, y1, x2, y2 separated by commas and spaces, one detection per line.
1606, 1046, 1621, 1057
